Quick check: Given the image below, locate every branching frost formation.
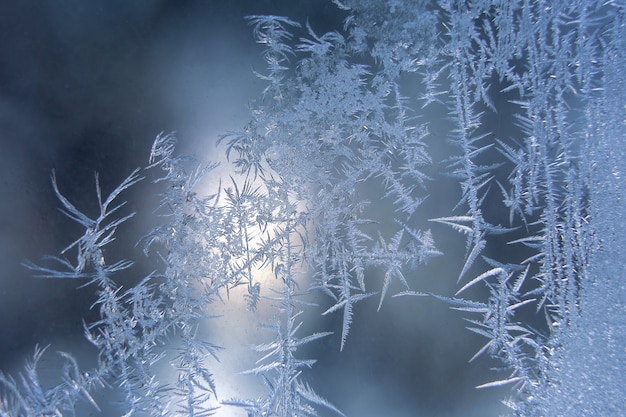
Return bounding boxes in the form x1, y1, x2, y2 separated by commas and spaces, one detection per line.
2, 1, 624, 416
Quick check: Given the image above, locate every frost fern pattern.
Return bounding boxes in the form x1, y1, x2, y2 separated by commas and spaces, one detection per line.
2, 1, 625, 416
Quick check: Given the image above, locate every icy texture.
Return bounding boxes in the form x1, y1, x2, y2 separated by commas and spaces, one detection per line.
2, 1, 624, 416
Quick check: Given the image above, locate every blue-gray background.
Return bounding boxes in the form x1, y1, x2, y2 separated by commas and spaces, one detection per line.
0, 1, 510, 416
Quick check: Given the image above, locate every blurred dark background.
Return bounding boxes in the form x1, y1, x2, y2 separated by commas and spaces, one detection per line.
0, 1, 509, 416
